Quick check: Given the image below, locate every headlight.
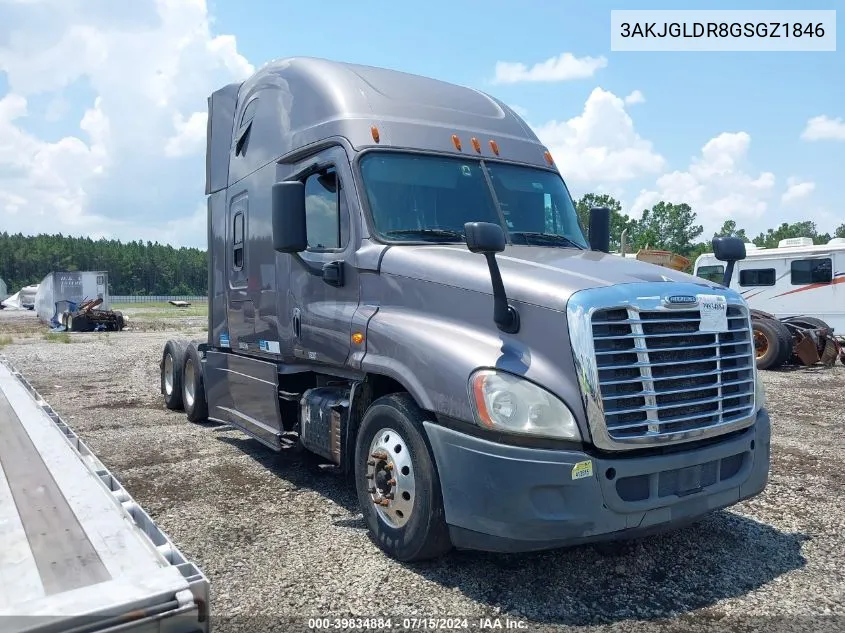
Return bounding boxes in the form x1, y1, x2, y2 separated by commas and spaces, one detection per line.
469, 369, 581, 440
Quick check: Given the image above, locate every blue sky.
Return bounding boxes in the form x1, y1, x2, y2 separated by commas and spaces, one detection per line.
0, 0, 842, 246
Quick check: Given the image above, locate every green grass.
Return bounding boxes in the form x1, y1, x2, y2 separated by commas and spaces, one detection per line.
0, 335, 13, 349
44, 332, 71, 344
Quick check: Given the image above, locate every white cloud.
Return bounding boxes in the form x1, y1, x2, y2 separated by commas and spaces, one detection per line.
530, 87, 665, 185
624, 90, 645, 105
493, 52, 607, 84
801, 115, 845, 141
165, 111, 208, 158
630, 132, 776, 235
781, 177, 815, 204
0, 0, 253, 246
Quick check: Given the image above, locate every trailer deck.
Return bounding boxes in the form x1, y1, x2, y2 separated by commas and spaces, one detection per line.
0, 357, 209, 633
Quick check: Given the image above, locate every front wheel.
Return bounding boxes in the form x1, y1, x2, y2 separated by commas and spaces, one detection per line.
354, 393, 452, 562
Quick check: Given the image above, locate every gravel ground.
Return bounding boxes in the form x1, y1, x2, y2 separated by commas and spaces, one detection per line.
1, 308, 843, 633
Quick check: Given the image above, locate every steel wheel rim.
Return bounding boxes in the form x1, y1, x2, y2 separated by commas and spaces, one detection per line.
164, 353, 174, 395
184, 359, 195, 408
366, 427, 415, 528
754, 330, 769, 359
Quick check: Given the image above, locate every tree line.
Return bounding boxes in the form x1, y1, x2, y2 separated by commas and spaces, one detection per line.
2, 196, 843, 295
0, 233, 207, 296
573, 193, 845, 272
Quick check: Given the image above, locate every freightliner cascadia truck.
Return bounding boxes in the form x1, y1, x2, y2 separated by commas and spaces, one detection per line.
160, 56, 769, 562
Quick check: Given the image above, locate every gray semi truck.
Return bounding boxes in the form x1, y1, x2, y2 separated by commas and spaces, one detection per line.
160, 56, 770, 562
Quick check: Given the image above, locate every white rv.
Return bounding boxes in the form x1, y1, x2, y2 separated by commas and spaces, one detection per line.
694, 236, 845, 333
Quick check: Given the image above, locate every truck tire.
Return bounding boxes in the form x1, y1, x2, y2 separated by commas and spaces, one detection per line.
354, 393, 452, 562
182, 344, 208, 423
161, 339, 188, 410
753, 319, 789, 370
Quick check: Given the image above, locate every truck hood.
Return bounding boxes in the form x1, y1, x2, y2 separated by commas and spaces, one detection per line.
378, 244, 720, 311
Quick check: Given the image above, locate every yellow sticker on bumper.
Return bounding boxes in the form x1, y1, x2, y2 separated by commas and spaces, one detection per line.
571, 460, 594, 480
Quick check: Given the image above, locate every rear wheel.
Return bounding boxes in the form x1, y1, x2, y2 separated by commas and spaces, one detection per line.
354, 393, 452, 562
753, 319, 790, 370
161, 339, 188, 410
182, 344, 208, 423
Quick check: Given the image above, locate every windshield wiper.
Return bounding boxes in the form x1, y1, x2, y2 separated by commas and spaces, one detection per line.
383, 229, 466, 242
510, 232, 585, 249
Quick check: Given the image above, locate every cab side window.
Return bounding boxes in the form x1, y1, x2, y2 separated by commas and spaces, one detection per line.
304, 169, 349, 251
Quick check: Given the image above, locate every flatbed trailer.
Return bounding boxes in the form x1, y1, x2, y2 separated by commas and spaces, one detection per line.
0, 357, 209, 633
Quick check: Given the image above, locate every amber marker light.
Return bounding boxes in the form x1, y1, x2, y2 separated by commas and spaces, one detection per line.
471, 373, 495, 429
489, 139, 500, 155
352, 332, 365, 345
371, 126, 380, 143
543, 150, 554, 165
451, 134, 462, 151
471, 137, 481, 153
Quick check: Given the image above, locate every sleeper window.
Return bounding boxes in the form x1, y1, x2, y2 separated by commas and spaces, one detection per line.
696, 265, 724, 283
739, 268, 776, 287
790, 258, 832, 285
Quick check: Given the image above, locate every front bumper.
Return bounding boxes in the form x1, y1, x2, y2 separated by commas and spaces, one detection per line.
423, 408, 771, 553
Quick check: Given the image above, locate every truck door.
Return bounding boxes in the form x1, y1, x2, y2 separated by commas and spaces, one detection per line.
288, 146, 360, 367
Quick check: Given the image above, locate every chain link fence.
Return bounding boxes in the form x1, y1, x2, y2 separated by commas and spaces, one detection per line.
110, 296, 208, 304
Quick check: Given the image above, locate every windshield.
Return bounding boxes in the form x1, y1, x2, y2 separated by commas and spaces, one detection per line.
358, 152, 588, 248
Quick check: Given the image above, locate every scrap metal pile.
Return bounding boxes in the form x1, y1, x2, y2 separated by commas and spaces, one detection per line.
57, 297, 126, 332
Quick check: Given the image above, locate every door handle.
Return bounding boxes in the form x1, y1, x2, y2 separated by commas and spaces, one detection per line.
292, 308, 301, 339
322, 261, 344, 287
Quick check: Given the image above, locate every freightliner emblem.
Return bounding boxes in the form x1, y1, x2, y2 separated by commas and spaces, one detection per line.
666, 295, 697, 305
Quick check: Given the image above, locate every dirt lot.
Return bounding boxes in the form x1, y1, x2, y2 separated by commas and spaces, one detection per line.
1, 307, 843, 632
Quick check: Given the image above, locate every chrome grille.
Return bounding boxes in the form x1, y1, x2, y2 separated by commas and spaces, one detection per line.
590, 304, 755, 442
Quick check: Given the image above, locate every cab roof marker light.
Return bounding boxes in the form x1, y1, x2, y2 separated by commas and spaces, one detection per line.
471, 137, 481, 153
489, 139, 500, 155
452, 134, 462, 151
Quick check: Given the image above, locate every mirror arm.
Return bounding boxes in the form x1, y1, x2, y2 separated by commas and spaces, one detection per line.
722, 260, 736, 287
291, 253, 323, 277
486, 253, 520, 334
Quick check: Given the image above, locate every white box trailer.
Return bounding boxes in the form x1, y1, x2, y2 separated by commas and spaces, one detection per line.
2, 284, 39, 310
0, 357, 210, 632
34, 272, 110, 326
694, 237, 845, 333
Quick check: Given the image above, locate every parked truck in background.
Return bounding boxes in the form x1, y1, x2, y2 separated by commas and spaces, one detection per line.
695, 237, 845, 370
160, 57, 770, 562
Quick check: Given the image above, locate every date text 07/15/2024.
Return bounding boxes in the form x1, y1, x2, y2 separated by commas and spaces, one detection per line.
306, 617, 529, 630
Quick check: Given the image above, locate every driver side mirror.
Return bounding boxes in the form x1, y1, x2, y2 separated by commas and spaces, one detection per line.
712, 236, 746, 263
588, 206, 611, 253
711, 236, 747, 287
271, 181, 307, 253
464, 221, 506, 254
